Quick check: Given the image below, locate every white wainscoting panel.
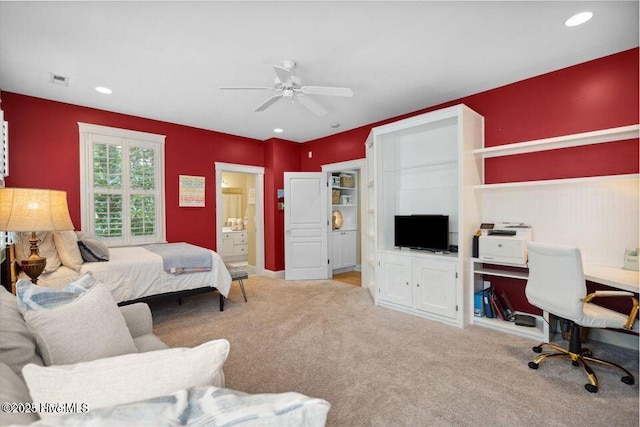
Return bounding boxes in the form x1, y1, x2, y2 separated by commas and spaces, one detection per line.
482, 177, 639, 266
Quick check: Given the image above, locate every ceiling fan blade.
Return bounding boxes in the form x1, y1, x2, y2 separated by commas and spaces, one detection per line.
219, 87, 272, 91
300, 86, 353, 97
255, 93, 283, 112
295, 94, 327, 116
273, 66, 292, 85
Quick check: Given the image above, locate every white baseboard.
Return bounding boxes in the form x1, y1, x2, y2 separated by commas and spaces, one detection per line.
263, 269, 285, 279
590, 329, 639, 351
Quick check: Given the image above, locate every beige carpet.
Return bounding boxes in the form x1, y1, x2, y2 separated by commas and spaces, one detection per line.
149, 276, 639, 427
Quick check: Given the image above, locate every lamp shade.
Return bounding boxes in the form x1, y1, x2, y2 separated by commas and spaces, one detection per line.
0, 188, 74, 232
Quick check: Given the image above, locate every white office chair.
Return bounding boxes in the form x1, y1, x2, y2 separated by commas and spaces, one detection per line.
525, 242, 638, 393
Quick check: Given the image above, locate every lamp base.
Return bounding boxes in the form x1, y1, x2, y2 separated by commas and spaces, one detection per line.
21, 257, 46, 284
21, 232, 46, 284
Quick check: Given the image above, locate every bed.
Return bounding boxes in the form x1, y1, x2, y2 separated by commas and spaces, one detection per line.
10, 236, 232, 311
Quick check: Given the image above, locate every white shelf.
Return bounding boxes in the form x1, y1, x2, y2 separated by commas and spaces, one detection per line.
472, 314, 546, 341
383, 159, 457, 173
473, 173, 639, 190
332, 186, 356, 190
474, 266, 528, 280
333, 204, 357, 208
474, 124, 639, 158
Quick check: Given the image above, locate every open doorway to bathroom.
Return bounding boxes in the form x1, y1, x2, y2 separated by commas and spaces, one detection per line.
215, 163, 265, 276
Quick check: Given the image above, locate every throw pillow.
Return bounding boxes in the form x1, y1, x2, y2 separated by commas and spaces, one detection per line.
76, 232, 110, 262
26, 385, 330, 427
22, 339, 230, 419
16, 273, 95, 313
184, 386, 331, 427
12, 231, 62, 273
19, 279, 137, 366
53, 230, 84, 271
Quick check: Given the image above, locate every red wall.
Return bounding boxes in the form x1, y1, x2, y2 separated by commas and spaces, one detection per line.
2, 93, 266, 252
300, 48, 639, 178
4, 48, 638, 274
263, 138, 301, 271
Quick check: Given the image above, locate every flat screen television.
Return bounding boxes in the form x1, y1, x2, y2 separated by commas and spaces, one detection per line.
394, 215, 449, 251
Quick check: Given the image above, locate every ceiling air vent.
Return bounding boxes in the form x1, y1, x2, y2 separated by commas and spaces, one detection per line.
49, 73, 70, 87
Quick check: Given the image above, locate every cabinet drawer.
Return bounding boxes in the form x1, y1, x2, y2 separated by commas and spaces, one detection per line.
233, 232, 248, 244
233, 245, 248, 256
222, 233, 234, 240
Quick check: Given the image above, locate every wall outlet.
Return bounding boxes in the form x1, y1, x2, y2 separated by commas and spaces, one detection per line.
483, 280, 491, 290
308, 151, 313, 158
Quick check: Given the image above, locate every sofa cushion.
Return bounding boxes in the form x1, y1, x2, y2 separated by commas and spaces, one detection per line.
0, 361, 40, 426
53, 230, 84, 272
26, 385, 330, 427
22, 339, 230, 420
13, 231, 62, 274
0, 287, 43, 377
18, 278, 137, 366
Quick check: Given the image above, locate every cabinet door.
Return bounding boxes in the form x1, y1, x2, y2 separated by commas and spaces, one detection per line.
342, 231, 357, 267
378, 254, 412, 307
332, 232, 343, 269
413, 259, 457, 319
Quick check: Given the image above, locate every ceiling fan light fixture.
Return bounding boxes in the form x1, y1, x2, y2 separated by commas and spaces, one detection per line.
565, 11, 593, 27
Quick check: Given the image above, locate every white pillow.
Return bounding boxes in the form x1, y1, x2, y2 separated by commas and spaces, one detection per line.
12, 231, 62, 273
22, 339, 230, 420
53, 230, 84, 272
22, 280, 137, 365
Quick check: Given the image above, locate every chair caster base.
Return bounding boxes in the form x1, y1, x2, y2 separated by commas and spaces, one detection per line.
572, 360, 579, 367
528, 362, 539, 370
532, 346, 542, 353
585, 383, 598, 393
621, 376, 634, 385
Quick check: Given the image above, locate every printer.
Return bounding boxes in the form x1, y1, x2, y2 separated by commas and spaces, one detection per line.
478, 222, 532, 266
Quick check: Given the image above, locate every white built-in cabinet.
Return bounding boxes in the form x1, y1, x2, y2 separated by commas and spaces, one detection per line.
365, 104, 484, 328
222, 230, 248, 262
333, 230, 356, 270
331, 171, 357, 272
467, 124, 639, 340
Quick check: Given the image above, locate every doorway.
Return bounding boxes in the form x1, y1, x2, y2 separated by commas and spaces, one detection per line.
215, 163, 265, 276
322, 159, 366, 287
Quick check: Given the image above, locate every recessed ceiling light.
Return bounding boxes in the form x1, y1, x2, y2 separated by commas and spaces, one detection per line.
273, 128, 283, 133
95, 86, 112, 94
330, 123, 340, 128
565, 11, 593, 27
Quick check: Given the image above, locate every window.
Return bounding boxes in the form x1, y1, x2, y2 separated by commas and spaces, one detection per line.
79, 123, 165, 246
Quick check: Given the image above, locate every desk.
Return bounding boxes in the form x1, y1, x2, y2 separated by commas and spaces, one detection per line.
583, 263, 639, 293
469, 258, 639, 341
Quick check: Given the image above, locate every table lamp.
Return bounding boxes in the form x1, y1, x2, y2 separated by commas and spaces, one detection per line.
0, 188, 74, 284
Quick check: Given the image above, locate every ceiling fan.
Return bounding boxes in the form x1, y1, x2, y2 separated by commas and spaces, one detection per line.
219, 60, 353, 116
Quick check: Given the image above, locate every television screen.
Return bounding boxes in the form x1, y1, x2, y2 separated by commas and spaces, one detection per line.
394, 215, 449, 251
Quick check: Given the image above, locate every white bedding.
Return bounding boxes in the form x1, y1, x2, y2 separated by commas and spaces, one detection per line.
20, 246, 232, 304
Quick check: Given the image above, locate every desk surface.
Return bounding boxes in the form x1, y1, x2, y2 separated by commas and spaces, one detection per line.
583, 263, 639, 293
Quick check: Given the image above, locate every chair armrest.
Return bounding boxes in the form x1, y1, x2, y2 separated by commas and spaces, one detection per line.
119, 303, 154, 338
583, 291, 639, 330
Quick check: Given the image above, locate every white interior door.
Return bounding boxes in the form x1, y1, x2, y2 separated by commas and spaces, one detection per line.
284, 172, 328, 280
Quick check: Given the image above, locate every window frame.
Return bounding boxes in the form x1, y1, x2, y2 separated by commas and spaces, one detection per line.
79, 122, 166, 247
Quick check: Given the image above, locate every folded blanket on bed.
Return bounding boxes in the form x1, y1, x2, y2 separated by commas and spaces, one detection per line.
143, 243, 212, 274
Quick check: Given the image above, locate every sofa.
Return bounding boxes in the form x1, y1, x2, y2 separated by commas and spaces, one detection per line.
0, 280, 330, 426
0, 285, 169, 425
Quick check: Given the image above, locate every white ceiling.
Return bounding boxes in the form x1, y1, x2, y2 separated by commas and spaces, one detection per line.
0, 1, 638, 143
